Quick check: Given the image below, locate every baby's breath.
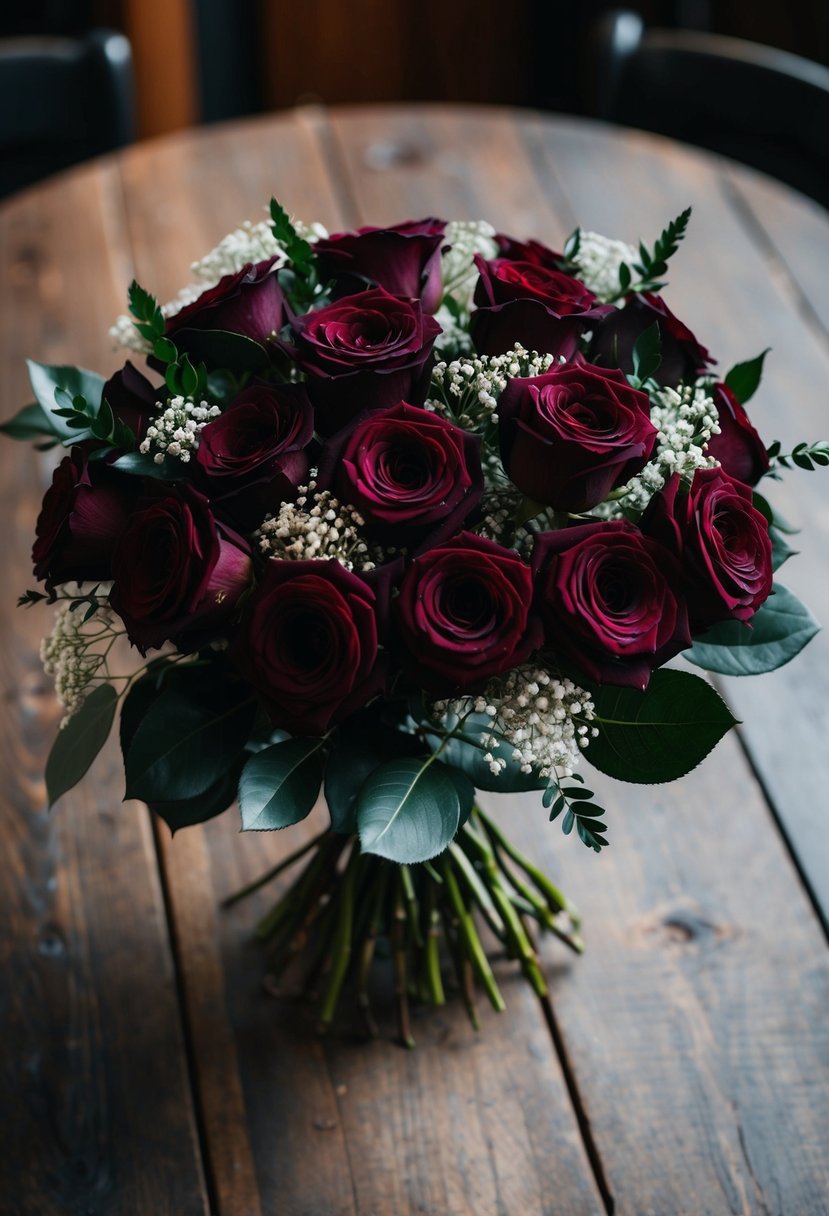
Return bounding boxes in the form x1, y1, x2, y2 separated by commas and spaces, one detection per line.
256, 482, 379, 571
573, 230, 638, 301
428, 346, 556, 432
139, 395, 221, 465
40, 590, 118, 726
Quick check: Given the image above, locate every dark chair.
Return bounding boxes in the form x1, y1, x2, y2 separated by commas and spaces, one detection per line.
0, 28, 136, 199
591, 10, 829, 208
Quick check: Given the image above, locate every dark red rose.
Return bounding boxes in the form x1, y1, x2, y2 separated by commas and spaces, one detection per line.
396, 532, 542, 692
470, 255, 611, 359
532, 520, 691, 689
165, 259, 284, 348
498, 364, 657, 511
705, 383, 769, 486
234, 558, 387, 735
102, 361, 158, 443
316, 401, 483, 549
494, 234, 563, 269
110, 484, 252, 653
641, 469, 773, 629
315, 218, 447, 313
287, 287, 441, 435
33, 448, 135, 589
195, 383, 313, 528
589, 293, 713, 386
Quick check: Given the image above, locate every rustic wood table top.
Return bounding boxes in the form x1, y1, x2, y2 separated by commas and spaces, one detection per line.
1, 104, 828, 1216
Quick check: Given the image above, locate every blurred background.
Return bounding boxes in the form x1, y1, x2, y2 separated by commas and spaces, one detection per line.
1, 0, 828, 203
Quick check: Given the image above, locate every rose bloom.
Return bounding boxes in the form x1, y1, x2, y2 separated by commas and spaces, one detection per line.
287, 286, 441, 435
195, 382, 313, 528
110, 484, 252, 653
641, 468, 773, 629
494, 234, 563, 269
396, 532, 543, 692
165, 258, 284, 349
102, 361, 158, 444
470, 255, 611, 359
234, 558, 387, 735
533, 520, 691, 689
498, 364, 657, 512
705, 382, 769, 486
589, 293, 712, 386
33, 448, 136, 589
314, 218, 447, 313
316, 401, 483, 548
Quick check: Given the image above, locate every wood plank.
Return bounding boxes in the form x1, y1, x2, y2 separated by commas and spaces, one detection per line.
118, 108, 606, 1214
0, 167, 208, 1214
517, 114, 829, 931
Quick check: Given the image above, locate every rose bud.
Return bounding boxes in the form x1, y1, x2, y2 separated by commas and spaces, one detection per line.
494, 233, 563, 269
165, 258, 284, 349
498, 364, 657, 512
315, 218, 447, 313
641, 469, 773, 629
287, 287, 441, 435
109, 484, 252, 653
316, 401, 483, 549
33, 448, 136, 589
470, 255, 611, 360
234, 558, 387, 735
195, 382, 314, 529
532, 520, 691, 689
589, 293, 713, 387
102, 361, 158, 444
705, 382, 769, 486
396, 532, 543, 692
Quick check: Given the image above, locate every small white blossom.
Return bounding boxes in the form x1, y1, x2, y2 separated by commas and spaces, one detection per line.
440, 219, 498, 307
573, 230, 638, 302
139, 395, 221, 465
256, 482, 380, 571
428, 345, 556, 432
40, 589, 116, 725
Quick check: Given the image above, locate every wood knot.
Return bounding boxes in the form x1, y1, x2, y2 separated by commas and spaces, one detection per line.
633, 901, 736, 950
363, 140, 425, 170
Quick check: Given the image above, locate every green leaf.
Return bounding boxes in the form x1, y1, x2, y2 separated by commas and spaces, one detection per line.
631, 322, 662, 383
586, 669, 737, 783
27, 361, 105, 443
124, 672, 255, 802
357, 758, 461, 863
239, 737, 324, 831
752, 490, 799, 535
112, 452, 187, 480
425, 717, 547, 793
270, 198, 314, 273
45, 683, 118, 808
128, 280, 165, 340
324, 715, 424, 834
770, 526, 797, 571
149, 762, 244, 834
685, 584, 819, 677
0, 401, 57, 441
170, 327, 270, 374
724, 348, 770, 405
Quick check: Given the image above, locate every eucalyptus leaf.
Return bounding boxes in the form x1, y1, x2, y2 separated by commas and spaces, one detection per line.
0, 402, 57, 441
685, 585, 819, 677
27, 361, 105, 443
357, 758, 460, 864
239, 737, 324, 831
45, 683, 118, 807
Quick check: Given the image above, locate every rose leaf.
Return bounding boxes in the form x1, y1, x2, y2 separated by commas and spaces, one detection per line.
684, 584, 819, 677
357, 758, 460, 864
239, 737, 324, 831
45, 683, 118, 808
26, 360, 105, 443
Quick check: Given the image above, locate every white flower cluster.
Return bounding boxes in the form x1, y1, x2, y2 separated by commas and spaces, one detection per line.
256, 482, 378, 571
428, 345, 556, 431
40, 594, 114, 725
572, 230, 638, 302
594, 381, 721, 517
432, 666, 597, 781
434, 220, 499, 355
139, 396, 221, 465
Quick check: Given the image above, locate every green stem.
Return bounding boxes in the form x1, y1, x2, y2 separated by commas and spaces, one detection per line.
441, 856, 505, 1013
356, 859, 389, 1038
222, 828, 329, 908
392, 872, 415, 1048
475, 807, 581, 926
423, 878, 445, 1006
400, 864, 424, 949
449, 840, 506, 940
318, 841, 358, 1028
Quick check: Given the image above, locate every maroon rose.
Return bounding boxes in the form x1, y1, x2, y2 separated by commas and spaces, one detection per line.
287, 287, 441, 435
589, 293, 713, 386
317, 402, 483, 549
396, 532, 542, 692
234, 558, 387, 735
195, 382, 314, 528
110, 483, 252, 653
33, 448, 135, 589
641, 469, 773, 629
165, 258, 284, 348
705, 383, 769, 486
102, 361, 158, 443
494, 234, 563, 269
470, 255, 611, 359
315, 218, 447, 313
532, 520, 691, 689
498, 364, 657, 511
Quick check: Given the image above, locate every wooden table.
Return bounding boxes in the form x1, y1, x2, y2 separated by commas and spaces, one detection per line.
2, 105, 828, 1216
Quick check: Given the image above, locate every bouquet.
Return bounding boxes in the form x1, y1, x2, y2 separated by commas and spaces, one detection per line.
4, 200, 826, 1044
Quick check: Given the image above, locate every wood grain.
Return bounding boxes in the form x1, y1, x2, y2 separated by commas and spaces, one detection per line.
0, 168, 208, 1213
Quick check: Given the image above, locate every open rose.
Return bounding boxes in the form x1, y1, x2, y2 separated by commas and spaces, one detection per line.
110, 484, 252, 653
165, 258, 284, 350
196, 382, 313, 528
641, 469, 773, 628
315, 218, 447, 312
494, 234, 563, 269
705, 383, 769, 486
498, 364, 657, 511
589, 293, 712, 386
317, 402, 483, 549
470, 255, 611, 359
532, 520, 691, 689
33, 448, 136, 589
288, 287, 441, 435
234, 559, 387, 734
102, 361, 158, 444
396, 532, 542, 691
